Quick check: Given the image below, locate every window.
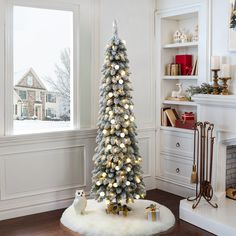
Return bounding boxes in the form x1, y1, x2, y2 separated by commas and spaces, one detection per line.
27, 75, 33, 87
10, 3, 78, 135
18, 90, 27, 100
46, 93, 56, 103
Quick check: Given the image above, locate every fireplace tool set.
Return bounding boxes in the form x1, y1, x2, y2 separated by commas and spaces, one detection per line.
187, 121, 218, 209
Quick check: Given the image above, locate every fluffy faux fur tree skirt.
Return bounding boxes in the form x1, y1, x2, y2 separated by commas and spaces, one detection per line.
60, 199, 175, 236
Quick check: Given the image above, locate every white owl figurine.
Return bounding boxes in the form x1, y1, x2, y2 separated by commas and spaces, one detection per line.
73, 189, 87, 215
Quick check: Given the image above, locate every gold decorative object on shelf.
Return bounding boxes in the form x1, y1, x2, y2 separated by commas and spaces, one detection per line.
212, 69, 220, 95
219, 77, 232, 95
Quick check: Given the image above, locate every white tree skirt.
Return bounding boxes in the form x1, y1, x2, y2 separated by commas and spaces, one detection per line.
60, 199, 175, 236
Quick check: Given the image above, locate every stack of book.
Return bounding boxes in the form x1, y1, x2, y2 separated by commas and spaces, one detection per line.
161, 107, 179, 127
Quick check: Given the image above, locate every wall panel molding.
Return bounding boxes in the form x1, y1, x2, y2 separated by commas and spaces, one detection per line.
0, 146, 86, 200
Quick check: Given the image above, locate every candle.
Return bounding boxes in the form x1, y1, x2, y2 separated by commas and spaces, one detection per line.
211, 56, 220, 70
221, 64, 231, 78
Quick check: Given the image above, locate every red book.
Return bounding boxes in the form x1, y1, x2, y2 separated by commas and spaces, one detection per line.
176, 55, 192, 75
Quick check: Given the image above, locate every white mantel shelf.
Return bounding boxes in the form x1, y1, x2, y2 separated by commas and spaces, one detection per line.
192, 94, 236, 107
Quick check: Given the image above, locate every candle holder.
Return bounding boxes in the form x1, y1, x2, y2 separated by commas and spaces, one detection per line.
219, 77, 231, 95
211, 69, 220, 95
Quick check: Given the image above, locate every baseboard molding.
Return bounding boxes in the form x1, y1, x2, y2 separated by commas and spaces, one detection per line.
144, 176, 156, 191
0, 197, 74, 221
156, 177, 195, 198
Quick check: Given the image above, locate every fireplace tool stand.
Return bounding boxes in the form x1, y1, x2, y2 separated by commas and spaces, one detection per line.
187, 122, 218, 209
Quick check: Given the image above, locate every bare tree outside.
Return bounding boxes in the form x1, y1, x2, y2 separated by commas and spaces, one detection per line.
44, 48, 71, 121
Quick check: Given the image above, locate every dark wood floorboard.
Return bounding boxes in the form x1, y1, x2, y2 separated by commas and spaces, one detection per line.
0, 189, 214, 236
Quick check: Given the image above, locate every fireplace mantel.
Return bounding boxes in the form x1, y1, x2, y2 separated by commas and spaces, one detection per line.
191, 94, 236, 132
180, 93, 236, 236
193, 94, 236, 108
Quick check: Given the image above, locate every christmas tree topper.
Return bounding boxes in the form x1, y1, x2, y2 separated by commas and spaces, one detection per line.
113, 19, 118, 36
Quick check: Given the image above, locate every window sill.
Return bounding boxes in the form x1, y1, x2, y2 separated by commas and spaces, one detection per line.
0, 128, 97, 147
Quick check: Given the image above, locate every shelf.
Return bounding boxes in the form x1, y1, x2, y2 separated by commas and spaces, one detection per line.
160, 126, 194, 134
163, 100, 197, 106
163, 75, 198, 80
163, 42, 198, 49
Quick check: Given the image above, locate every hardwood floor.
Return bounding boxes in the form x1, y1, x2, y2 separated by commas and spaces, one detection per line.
0, 189, 214, 236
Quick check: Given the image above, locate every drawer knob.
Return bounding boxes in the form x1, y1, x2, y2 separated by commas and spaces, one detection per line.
176, 142, 180, 147
176, 168, 180, 174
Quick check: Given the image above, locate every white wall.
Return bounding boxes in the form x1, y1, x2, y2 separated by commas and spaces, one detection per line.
95, 0, 156, 129
212, 0, 236, 93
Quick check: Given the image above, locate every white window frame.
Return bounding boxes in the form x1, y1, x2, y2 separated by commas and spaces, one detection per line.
3, 0, 80, 135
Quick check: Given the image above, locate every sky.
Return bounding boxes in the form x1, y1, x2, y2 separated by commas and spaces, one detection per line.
13, 6, 73, 89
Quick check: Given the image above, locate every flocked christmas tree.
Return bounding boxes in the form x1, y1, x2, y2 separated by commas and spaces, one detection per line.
91, 21, 146, 208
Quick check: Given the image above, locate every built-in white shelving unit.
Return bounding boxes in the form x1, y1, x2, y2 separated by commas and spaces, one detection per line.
155, 3, 209, 197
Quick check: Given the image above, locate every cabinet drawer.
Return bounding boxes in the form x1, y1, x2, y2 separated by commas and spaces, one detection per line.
160, 154, 193, 185
160, 130, 194, 158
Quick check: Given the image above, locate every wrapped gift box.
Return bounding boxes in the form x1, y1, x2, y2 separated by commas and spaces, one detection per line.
175, 119, 195, 130
145, 204, 160, 221
181, 112, 195, 121
175, 55, 192, 75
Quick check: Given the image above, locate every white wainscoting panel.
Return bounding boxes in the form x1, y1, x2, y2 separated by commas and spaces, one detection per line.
0, 146, 85, 200
139, 138, 150, 176
138, 129, 156, 191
